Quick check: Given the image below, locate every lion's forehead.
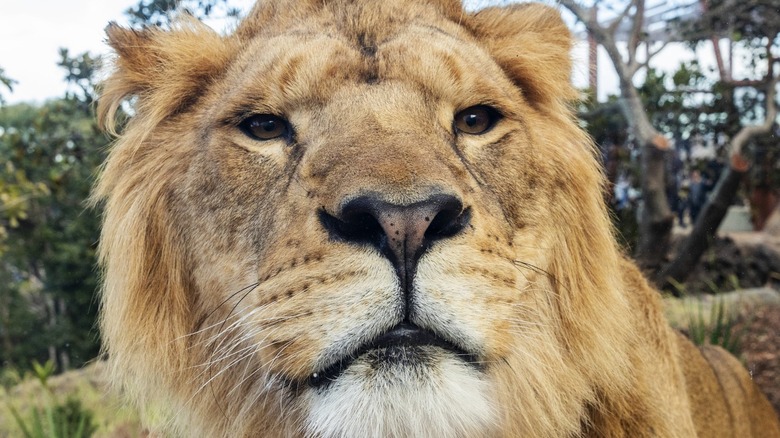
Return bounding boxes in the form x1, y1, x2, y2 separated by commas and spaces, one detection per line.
213, 21, 516, 123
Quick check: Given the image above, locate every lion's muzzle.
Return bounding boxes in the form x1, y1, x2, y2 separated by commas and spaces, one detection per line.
318, 192, 471, 292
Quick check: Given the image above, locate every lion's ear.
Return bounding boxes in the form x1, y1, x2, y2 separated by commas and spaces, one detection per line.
98, 20, 234, 134
468, 4, 577, 108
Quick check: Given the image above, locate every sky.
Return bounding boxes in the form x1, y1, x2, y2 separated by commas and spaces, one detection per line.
0, 0, 713, 105
0, 0, 251, 104
0, 0, 138, 103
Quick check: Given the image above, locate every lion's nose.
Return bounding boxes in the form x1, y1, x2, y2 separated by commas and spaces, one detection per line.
318, 193, 470, 286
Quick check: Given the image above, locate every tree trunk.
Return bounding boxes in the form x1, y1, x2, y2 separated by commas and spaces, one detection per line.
557, 0, 676, 272
656, 163, 747, 294
46, 295, 58, 369
634, 137, 675, 272
57, 298, 71, 371
0, 293, 13, 367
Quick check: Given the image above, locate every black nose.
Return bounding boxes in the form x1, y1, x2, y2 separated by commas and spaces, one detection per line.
318, 193, 470, 287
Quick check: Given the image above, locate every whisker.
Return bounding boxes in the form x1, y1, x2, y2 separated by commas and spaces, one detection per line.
512, 259, 554, 279
207, 281, 262, 422
204, 281, 261, 324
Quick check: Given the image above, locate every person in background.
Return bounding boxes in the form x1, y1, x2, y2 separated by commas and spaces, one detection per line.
689, 170, 705, 223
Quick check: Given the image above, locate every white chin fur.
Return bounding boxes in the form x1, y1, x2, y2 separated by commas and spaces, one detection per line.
302, 351, 496, 438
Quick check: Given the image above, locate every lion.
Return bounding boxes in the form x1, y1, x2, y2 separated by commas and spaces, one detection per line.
93, 0, 780, 436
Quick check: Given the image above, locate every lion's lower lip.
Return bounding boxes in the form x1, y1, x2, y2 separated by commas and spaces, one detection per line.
307, 323, 478, 388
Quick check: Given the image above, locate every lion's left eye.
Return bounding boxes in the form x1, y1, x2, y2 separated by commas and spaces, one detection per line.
454, 105, 501, 135
239, 114, 289, 141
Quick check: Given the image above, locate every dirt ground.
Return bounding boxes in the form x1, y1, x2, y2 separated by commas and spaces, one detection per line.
703, 230, 780, 416
736, 300, 780, 414
666, 215, 780, 415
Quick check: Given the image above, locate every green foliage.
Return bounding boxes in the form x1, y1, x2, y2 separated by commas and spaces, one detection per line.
679, 276, 744, 356
682, 0, 780, 44
673, 0, 780, 137
8, 395, 95, 438
0, 0, 249, 380
578, 90, 628, 147
0, 67, 15, 105
57, 50, 101, 105
637, 63, 741, 140
31, 360, 56, 389
6, 361, 96, 438
0, 367, 22, 391
686, 297, 743, 356
0, 51, 108, 371
125, 0, 241, 27
1, 363, 144, 437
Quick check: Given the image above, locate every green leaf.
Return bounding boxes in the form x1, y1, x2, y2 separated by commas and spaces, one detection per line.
7, 403, 35, 438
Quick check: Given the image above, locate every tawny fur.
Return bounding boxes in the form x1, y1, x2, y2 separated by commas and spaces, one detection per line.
94, 0, 780, 436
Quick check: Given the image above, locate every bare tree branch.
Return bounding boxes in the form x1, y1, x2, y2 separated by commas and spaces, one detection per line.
725, 79, 771, 87
668, 88, 717, 95
646, 40, 669, 63
631, 40, 670, 76
608, 0, 636, 36
627, 0, 645, 67
558, 0, 590, 24
710, 36, 730, 81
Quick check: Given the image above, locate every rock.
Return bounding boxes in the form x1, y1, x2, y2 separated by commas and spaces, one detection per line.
678, 235, 780, 293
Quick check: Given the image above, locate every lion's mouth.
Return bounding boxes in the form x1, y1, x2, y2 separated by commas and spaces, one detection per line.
307, 323, 479, 388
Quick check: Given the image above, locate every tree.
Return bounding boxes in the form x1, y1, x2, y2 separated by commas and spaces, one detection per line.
0, 0, 250, 374
656, 0, 779, 289
0, 51, 107, 370
124, 0, 240, 27
559, 0, 779, 292
558, 0, 677, 272
0, 67, 15, 105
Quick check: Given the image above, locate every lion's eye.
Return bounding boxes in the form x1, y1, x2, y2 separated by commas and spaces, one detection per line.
239, 114, 289, 140
454, 105, 501, 135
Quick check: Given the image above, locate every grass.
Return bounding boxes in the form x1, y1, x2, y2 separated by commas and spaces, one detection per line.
1, 361, 143, 438
686, 296, 743, 355
666, 275, 746, 356
7, 395, 93, 438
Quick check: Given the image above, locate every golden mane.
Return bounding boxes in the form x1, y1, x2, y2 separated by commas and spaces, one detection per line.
94, 1, 780, 436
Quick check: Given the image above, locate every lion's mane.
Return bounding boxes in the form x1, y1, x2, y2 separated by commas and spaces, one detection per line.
94, 1, 779, 436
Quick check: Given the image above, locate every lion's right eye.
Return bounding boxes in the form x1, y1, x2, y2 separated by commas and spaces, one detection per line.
454, 105, 501, 135
239, 114, 289, 141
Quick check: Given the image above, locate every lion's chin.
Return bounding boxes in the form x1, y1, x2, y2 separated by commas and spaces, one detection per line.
301, 349, 497, 437
307, 323, 479, 387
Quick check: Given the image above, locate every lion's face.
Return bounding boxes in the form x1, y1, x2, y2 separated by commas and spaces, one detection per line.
97, 1, 633, 436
